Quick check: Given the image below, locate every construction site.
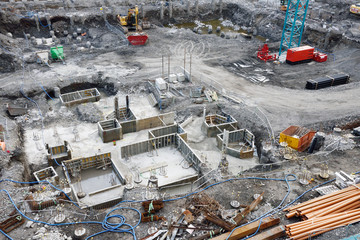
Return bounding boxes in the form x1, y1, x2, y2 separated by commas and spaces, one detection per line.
1, 0, 360, 239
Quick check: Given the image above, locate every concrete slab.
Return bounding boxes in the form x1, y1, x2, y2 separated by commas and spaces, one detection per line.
124, 146, 198, 188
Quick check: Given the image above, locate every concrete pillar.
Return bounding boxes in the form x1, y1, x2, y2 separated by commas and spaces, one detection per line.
203, 107, 206, 120
219, 0, 223, 14
54, 87, 60, 98
160, 1, 164, 20
69, 15, 74, 29
114, 97, 119, 120
45, 14, 51, 30
186, 0, 190, 15
34, 15, 40, 32
169, 0, 173, 19
211, 0, 216, 11
195, 0, 199, 15
141, 3, 145, 19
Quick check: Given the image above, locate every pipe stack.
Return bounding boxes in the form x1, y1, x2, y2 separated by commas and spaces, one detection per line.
284, 184, 360, 239
284, 184, 360, 220
285, 209, 360, 240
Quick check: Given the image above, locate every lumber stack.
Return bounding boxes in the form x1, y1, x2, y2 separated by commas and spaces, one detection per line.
284, 184, 360, 240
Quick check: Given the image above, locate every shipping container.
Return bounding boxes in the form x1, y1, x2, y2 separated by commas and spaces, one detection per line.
286, 46, 314, 65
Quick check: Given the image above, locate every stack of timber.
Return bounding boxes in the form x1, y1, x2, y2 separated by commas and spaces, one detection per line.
306, 73, 349, 90
284, 184, 360, 239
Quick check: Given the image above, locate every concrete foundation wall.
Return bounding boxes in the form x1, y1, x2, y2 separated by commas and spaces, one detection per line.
136, 112, 175, 131
63, 152, 111, 171
217, 129, 255, 159
98, 119, 122, 143
46, 143, 72, 166
202, 114, 238, 137
120, 119, 137, 134
60, 88, 100, 107
63, 152, 125, 185
148, 124, 187, 141
176, 136, 203, 172
121, 133, 177, 158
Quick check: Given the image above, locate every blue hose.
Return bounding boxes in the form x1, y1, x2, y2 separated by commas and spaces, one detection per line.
40, 84, 54, 100
0, 189, 141, 240
53, 158, 61, 166
0, 179, 80, 208
0, 229, 13, 240
0, 174, 338, 240
37, 14, 50, 28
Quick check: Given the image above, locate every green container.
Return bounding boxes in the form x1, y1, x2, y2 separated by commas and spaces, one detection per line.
50, 46, 64, 60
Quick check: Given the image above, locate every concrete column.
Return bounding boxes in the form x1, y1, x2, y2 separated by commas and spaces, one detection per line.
219, 0, 223, 14
203, 107, 206, 120
45, 13, 51, 30
70, 15, 74, 29
34, 15, 40, 32
195, 0, 199, 15
211, 0, 216, 11
186, 0, 190, 15
141, 3, 145, 19
115, 97, 119, 120
81, 15, 86, 25
160, 1, 164, 20
169, 0, 173, 19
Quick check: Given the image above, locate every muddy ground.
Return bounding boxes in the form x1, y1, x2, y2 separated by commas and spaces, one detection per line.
0, 0, 360, 239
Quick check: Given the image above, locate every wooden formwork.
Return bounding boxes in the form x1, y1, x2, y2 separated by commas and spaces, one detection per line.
59, 88, 100, 107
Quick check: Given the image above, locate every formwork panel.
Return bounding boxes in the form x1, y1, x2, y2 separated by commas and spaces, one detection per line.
98, 119, 122, 143
59, 88, 101, 107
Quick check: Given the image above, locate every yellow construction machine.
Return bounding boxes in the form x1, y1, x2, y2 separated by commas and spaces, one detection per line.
350, 3, 360, 15
117, 6, 142, 33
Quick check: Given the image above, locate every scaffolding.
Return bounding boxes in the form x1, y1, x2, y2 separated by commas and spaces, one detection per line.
279, 0, 310, 56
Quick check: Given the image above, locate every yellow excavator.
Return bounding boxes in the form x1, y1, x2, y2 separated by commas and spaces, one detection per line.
117, 5, 149, 46
117, 6, 142, 33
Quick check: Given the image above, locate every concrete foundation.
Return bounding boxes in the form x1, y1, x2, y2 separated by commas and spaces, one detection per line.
33, 166, 58, 183
62, 152, 125, 209
216, 129, 255, 159
46, 141, 72, 166
98, 119, 122, 143
60, 88, 101, 107
202, 114, 237, 137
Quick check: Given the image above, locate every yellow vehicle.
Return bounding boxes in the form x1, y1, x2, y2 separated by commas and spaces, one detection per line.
350, 3, 360, 15
117, 6, 141, 33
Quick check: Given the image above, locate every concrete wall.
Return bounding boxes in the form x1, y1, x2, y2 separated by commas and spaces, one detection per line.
120, 119, 137, 134
148, 123, 187, 141
121, 133, 177, 158
202, 114, 238, 137
98, 119, 122, 143
176, 136, 203, 172
46, 143, 72, 166
136, 112, 175, 131
216, 129, 255, 159
60, 88, 100, 107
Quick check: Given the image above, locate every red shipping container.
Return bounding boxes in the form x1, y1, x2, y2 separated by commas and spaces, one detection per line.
286, 46, 314, 64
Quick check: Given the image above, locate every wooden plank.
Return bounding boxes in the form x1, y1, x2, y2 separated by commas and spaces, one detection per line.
211, 217, 280, 240
234, 192, 264, 225
205, 213, 234, 231
246, 226, 286, 240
